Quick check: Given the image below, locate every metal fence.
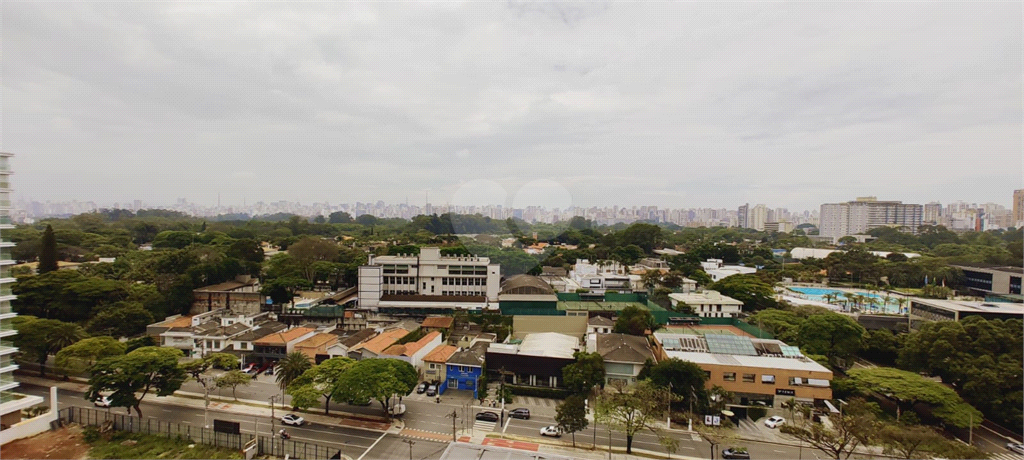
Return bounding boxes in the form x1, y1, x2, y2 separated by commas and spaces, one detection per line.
59, 406, 341, 459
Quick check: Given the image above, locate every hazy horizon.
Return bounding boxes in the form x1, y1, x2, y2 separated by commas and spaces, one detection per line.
3, 2, 1021, 211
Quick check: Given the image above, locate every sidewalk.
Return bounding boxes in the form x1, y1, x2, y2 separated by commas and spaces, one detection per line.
17, 374, 393, 432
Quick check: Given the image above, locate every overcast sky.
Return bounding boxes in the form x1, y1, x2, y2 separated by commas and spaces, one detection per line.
2, 1, 1020, 212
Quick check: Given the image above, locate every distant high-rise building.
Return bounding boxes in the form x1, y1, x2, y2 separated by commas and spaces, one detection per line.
737, 204, 748, 228
1014, 189, 1024, 226
748, 204, 768, 231
923, 202, 943, 225
819, 197, 923, 243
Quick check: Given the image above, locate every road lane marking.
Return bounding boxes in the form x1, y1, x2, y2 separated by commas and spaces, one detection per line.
356, 432, 388, 460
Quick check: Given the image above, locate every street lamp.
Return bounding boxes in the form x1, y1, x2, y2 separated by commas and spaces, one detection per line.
269, 395, 278, 437
401, 439, 415, 460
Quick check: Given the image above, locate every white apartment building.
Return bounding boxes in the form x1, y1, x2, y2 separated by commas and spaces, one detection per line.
668, 290, 744, 318
747, 204, 768, 231
700, 259, 757, 282
819, 197, 923, 243
0, 153, 46, 432
358, 247, 500, 310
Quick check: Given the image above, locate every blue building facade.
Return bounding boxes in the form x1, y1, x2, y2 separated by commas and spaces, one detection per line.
444, 363, 483, 398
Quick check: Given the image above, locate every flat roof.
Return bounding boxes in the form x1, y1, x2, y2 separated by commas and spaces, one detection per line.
952, 265, 1024, 275
911, 298, 1024, 315
668, 291, 743, 305
665, 350, 832, 374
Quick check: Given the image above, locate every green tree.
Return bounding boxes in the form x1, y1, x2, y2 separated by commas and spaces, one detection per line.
877, 423, 949, 460
708, 274, 777, 311
614, 305, 657, 336
275, 352, 313, 392
562, 351, 605, 395
798, 313, 865, 367
261, 277, 313, 307
86, 302, 154, 338
55, 336, 126, 376
595, 380, 668, 454
215, 370, 253, 400
336, 358, 419, 416
13, 317, 87, 377
846, 367, 982, 429
38, 224, 59, 273
181, 353, 239, 391
555, 394, 589, 447
286, 357, 356, 415
328, 211, 353, 224
647, 358, 709, 412
287, 237, 340, 283
779, 398, 878, 460
87, 346, 187, 418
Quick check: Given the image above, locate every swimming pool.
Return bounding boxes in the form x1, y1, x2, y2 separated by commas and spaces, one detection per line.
787, 287, 904, 314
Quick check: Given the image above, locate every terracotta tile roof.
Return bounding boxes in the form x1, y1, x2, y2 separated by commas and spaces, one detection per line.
402, 331, 441, 356
254, 327, 315, 346
294, 333, 338, 349
423, 345, 458, 363
164, 316, 193, 328
421, 316, 454, 329
355, 329, 408, 355
382, 344, 407, 356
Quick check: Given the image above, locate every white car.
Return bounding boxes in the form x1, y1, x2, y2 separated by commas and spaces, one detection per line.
1007, 442, 1024, 455
764, 416, 785, 428
93, 396, 112, 407
281, 414, 305, 426
540, 426, 562, 437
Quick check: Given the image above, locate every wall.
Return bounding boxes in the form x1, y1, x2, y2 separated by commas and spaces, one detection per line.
0, 387, 57, 446
511, 316, 587, 340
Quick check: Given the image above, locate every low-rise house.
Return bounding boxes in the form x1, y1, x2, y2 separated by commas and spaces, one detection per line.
191, 275, 265, 315
421, 316, 455, 336
192, 321, 251, 357
444, 341, 487, 397
586, 333, 656, 388
325, 328, 378, 360
379, 331, 444, 371
294, 333, 339, 363
252, 327, 316, 364
423, 345, 458, 385
350, 328, 409, 360
230, 321, 287, 357
587, 316, 615, 334
668, 290, 744, 318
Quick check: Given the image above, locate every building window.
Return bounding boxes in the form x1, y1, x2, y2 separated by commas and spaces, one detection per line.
723, 372, 736, 382
429, 363, 436, 369
449, 378, 457, 388
762, 374, 776, 384
742, 373, 755, 383
704, 371, 711, 379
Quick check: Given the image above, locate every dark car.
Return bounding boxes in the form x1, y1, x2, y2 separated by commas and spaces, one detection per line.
416, 382, 428, 394
509, 408, 530, 420
426, 384, 438, 397
475, 411, 499, 422
722, 448, 751, 459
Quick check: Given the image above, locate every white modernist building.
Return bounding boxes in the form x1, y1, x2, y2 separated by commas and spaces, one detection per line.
668, 290, 745, 318
700, 259, 757, 282
358, 247, 500, 310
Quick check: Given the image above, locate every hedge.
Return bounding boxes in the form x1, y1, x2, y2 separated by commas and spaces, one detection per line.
507, 385, 570, 400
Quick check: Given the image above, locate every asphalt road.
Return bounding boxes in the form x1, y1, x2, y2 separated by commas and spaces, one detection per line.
19, 383, 386, 460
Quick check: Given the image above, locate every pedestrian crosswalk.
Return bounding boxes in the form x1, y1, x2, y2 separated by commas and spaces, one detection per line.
989, 453, 1024, 460
472, 419, 497, 433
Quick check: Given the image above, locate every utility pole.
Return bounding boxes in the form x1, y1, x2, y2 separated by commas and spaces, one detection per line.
269, 395, 278, 436
446, 409, 458, 442
202, 377, 212, 428
666, 382, 672, 428
969, 411, 973, 445
401, 439, 415, 460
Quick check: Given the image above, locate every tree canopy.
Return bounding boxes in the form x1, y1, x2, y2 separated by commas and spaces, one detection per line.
87, 346, 187, 417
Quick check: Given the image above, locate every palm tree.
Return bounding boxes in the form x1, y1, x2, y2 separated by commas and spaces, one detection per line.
896, 297, 908, 315
49, 323, 87, 351
275, 352, 312, 391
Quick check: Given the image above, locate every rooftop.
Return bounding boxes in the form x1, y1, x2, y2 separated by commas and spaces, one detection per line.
334, 328, 378, 348
489, 332, 579, 360
423, 344, 458, 363
421, 316, 455, 329
668, 290, 743, 305
294, 333, 338, 349
233, 322, 288, 342
354, 328, 409, 354
253, 327, 315, 346
654, 332, 829, 373
911, 298, 1024, 315
595, 333, 655, 364
588, 316, 615, 326
193, 279, 258, 293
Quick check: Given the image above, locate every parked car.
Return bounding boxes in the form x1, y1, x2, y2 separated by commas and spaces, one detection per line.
416, 382, 428, 394
1007, 442, 1024, 455
426, 384, 438, 397
722, 447, 751, 459
256, 362, 272, 375
281, 414, 305, 426
509, 408, 530, 420
475, 411, 499, 422
264, 366, 274, 376
539, 426, 562, 437
244, 362, 259, 373
764, 416, 785, 428
93, 395, 112, 407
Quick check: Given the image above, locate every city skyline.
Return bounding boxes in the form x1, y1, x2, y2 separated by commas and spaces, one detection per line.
2, 2, 1020, 210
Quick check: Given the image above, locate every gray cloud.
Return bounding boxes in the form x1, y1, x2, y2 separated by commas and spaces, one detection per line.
2, 1, 1019, 211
